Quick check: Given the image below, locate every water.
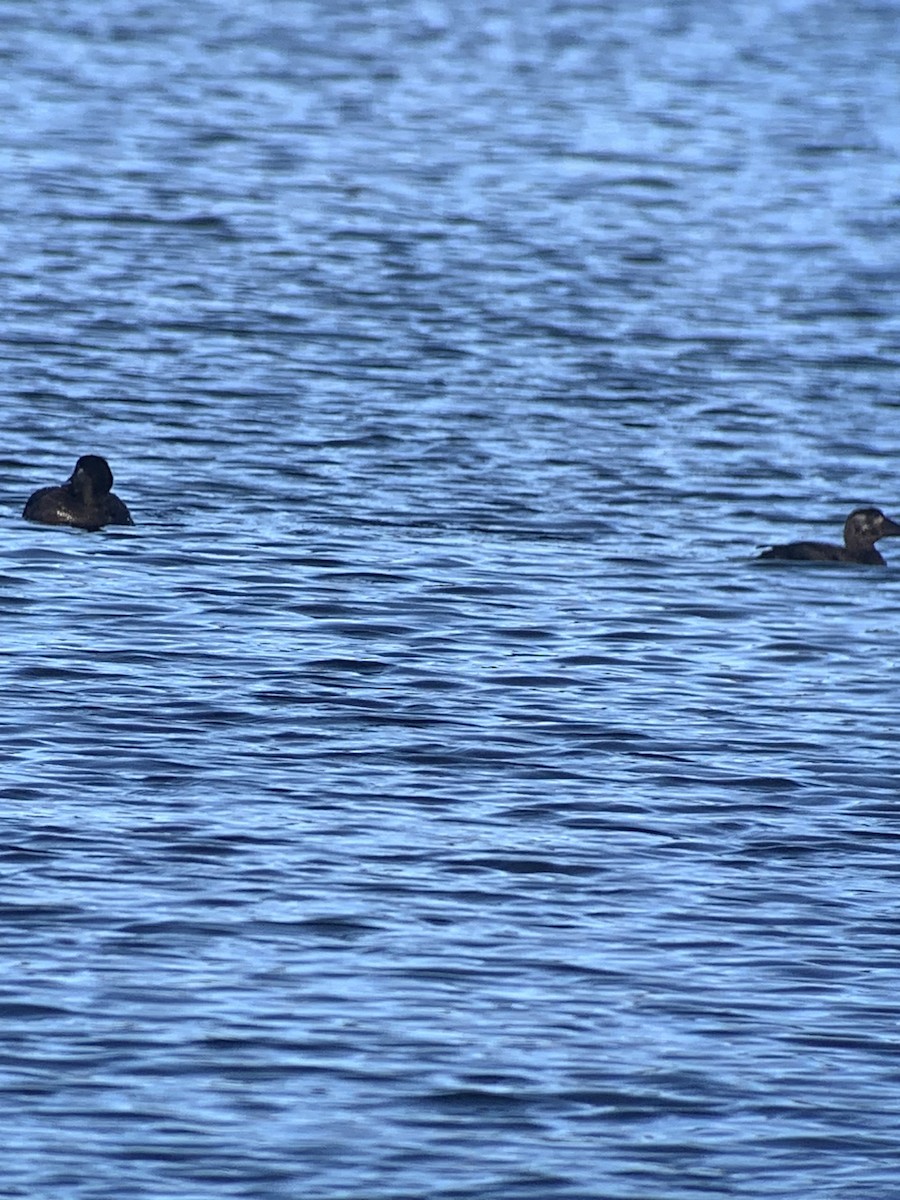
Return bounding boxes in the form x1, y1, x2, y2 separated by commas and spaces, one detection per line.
3, 2, 900, 1197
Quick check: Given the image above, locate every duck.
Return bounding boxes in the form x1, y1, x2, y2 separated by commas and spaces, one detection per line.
23, 455, 134, 530
758, 506, 900, 565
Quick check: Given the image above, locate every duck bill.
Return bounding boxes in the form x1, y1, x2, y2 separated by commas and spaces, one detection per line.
882, 516, 900, 538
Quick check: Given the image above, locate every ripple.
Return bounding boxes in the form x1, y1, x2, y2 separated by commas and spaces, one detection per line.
3, 2, 900, 1198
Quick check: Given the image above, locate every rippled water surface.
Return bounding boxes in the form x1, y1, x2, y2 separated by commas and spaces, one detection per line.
4, 2, 900, 1197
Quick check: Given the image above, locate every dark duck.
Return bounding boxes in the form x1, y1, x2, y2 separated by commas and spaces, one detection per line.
759, 506, 900, 566
23, 455, 134, 530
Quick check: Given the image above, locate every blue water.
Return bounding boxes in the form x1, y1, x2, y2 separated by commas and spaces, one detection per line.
3, 2, 900, 1197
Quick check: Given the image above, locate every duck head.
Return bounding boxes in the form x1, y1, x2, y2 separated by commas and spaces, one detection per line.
69, 455, 114, 500
844, 507, 900, 551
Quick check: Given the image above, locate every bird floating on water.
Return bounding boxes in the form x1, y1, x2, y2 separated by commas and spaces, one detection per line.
758, 506, 900, 566
23, 455, 134, 531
